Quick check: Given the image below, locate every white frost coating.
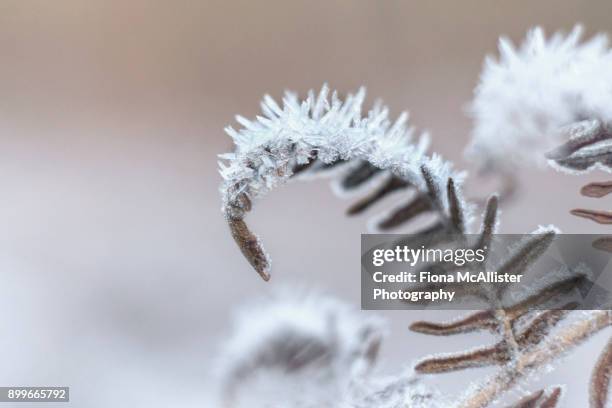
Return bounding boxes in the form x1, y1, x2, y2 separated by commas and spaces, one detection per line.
545, 119, 612, 174
532, 224, 562, 235
345, 374, 448, 408
467, 25, 612, 169
219, 84, 464, 219
214, 291, 387, 407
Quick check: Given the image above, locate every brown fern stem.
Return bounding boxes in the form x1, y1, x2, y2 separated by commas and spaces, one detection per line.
590, 336, 612, 408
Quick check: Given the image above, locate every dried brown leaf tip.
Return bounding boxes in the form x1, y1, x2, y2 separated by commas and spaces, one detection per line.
228, 217, 270, 281
223, 186, 271, 281
478, 195, 499, 251
415, 345, 509, 374
582, 181, 612, 198
590, 337, 612, 408
505, 386, 563, 408
570, 208, 612, 225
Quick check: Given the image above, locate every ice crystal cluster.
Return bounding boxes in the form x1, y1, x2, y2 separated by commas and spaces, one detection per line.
214, 291, 446, 408
467, 25, 612, 170
219, 85, 431, 216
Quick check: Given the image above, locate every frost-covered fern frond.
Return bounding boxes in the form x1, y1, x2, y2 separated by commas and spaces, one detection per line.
219, 85, 472, 281
467, 25, 612, 171
213, 291, 387, 408
213, 290, 453, 408
219, 85, 430, 210
403, 198, 612, 407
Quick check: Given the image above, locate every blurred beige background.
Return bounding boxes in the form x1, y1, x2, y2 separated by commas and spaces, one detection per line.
0, 1, 611, 407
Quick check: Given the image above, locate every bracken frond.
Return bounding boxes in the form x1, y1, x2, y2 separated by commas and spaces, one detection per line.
219, 85, 471, 280
581, 181, 612, 198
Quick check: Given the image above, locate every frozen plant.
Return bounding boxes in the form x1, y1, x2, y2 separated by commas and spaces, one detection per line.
406, 208, 611, 407
219, 82, 612, 406
214, 287, 610, 407
467, 25, 612, 174
546, 120, 612, 227
546, 119, 612, 174
219, 85, 471, 281
213, 291, 448, 408
213, 291, 383, 401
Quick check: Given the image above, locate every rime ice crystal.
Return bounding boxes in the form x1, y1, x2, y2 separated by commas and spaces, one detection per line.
220, 85, 432, 214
